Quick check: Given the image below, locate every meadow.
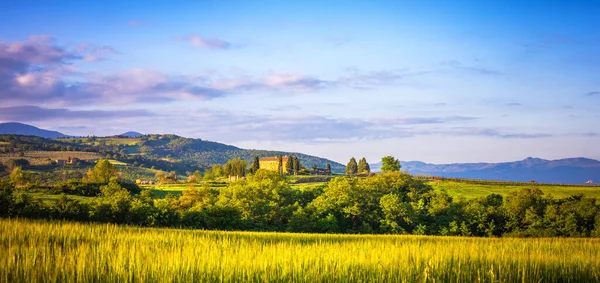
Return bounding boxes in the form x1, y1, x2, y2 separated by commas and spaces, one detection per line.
1, 218, 599, 282
429, 180, 600, 199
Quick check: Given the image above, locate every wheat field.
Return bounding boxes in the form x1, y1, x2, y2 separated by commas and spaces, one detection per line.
1, 219, 598, 282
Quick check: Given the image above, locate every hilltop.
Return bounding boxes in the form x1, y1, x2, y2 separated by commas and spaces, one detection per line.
0, 122, 67, 138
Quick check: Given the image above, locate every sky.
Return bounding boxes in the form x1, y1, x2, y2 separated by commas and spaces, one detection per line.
0, 0, 599, 164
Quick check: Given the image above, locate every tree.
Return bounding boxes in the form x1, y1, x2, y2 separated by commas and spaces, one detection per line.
277, 155, 283, 175
167, 171, 178, 183
345, 157, 358, 176
203, 168, 215, 182
224, 158, 247, 179
155, 171, 167, 183
286, 156, 294, 175
293, 157, 301, 175
250, 155, 260, 173
357, 157, 370, 174
10, 166, 26, 186
381, 156, 401, 172
326, 163, 331, 172
86, 159, 118, 183
212, 165, 223, 177
193, 170, 203, 183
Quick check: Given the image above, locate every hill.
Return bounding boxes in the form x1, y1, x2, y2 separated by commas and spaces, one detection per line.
119, 131, 143, 138
0, 133, 345, 174
137, 134, 345, 172
372, 157, 600, 184
0, 122, 67, 138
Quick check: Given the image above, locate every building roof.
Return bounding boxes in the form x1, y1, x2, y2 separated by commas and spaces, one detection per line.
259, 156, 290, 162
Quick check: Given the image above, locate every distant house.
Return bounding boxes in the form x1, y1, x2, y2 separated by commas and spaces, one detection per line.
259, 156, 289, 173
310, 168, 331, 175
55, 159, 67, 166
586, 180, 594, 184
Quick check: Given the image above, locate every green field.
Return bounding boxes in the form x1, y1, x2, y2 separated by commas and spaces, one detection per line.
429, 180, 600, 199
1, 219, 598, 282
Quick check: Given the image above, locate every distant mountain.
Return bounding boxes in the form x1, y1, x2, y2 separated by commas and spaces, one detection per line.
372, 157, 600, 184
120, 131, 143, 138
0, 122, 67, 138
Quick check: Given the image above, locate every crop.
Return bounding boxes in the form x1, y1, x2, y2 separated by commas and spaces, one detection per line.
1, 219, 598, 282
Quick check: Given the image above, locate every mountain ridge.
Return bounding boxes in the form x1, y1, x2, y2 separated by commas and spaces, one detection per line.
0, 122, 68, 138
371, 157, 600, 184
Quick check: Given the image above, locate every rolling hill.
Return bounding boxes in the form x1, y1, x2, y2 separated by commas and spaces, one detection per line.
0, 123, 346, 173
372, 157, 600, 184
0, 122, 67, 138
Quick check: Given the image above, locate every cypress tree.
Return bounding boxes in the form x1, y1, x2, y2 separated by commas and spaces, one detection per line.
358, 157, 370, 174
285, 156, 294, 175
293, 157, 301, 175
345, 157, 358, 176
277, 155, 283, 175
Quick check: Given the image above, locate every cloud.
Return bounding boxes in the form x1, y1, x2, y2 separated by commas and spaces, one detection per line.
0, 36, 121, 106
439, 60, 501, 76
178, 35, 233, 50
157, 109, 479, 143
0, 105, 155, 122
445, 127, 553, 139
587, 91, 599, 96
76, 42, 119, 62
506, 102, 522, 106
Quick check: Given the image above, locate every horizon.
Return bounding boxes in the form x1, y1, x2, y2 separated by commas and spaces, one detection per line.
1, 1, 599, 164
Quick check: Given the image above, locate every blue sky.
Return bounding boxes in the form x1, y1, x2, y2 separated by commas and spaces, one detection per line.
0, 0, 599, 163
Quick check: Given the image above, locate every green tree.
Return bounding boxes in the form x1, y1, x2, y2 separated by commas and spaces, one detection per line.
86, 159, 118, 183
212, 165, 223, 177
10, 166, 26, 186
381, 156, 401, 172
357, 157, 370, 174
203, 168, 215, 182
345, 157, 358, 176
193, 170, 203, 183
286, 156, 294, 175
293, 157, 301, 175
277, 155, 283, 175
326, 163, 331, 172
224, 158, 247, 179
250, 155, 260, 173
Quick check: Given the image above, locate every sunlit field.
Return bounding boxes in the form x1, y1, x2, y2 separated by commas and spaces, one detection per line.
1, 219, 598, 282
429, 180, 600, 199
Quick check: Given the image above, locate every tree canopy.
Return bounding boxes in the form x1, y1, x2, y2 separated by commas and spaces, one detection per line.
345, 157, 358, 176
358, 157, 370, 174
381, 156, 401, 172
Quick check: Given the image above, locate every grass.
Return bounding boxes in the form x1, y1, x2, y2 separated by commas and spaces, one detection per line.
29, 193, 93, 204
1, 218, 598, 282
429, 180, 600, 199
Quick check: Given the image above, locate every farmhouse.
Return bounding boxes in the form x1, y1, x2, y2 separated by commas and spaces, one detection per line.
259, 156, 289, 173
55, 159, 67, 166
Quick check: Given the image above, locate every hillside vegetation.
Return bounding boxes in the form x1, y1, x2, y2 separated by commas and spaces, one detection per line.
0, 134, 344, 175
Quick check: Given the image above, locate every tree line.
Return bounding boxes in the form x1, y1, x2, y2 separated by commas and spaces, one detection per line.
1, 157, 599, 237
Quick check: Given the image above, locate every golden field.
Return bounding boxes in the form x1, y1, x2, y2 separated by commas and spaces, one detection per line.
1, 219, 598, 282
